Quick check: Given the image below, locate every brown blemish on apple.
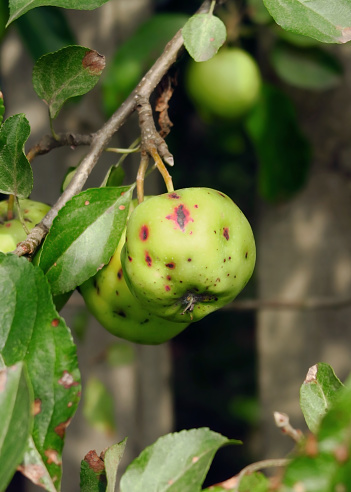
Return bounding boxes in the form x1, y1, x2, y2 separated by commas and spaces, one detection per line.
140, 225, 149, 241
145, 252, 152, 266
168, 193, 180, 199
82, 50, 106, 75
165, 285, 171, 291
166, 262, 175, 269
166, 204, 194, 231
223, 228, 229, 240
51, 318, 59, 327
128, 255, 132, 262
117, 268, 123, 279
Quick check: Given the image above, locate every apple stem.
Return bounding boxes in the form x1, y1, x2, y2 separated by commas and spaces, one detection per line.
136, 153, 149, 204
208, 0, 216, 16
150, 147, 174, 193
7, 194, 15, 221
15, 197, 30, 235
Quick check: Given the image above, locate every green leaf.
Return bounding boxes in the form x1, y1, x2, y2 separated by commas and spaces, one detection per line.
37, 186, 133, 295
105, 439, 128, 492
0, 253, 81, 490
32, 45, 106, 118
0, 90, 5, 125
271, 42, 343, 90
102, 13, 188, 117
15, 6, 76, 60
8, 0, 110, 25
0, 363, 33, 490
300, 363, 344, 434
182, 13, 227, 62
263, 0, 351, 44
83, 376, 116, 435
0, 114, 33, 198
245, 83, 311, 202
120, 428, 240, 492
80, 454, 107, 492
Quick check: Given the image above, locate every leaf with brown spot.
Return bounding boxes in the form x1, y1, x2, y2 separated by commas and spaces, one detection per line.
0, 254, 81, 490
33, 45, 106, 118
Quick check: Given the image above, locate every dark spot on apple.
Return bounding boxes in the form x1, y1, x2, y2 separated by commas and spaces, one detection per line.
128, 256, 132, 262
116, 290, 119, 295
5, 223, 11, 228
51, 318, 59, 327
245, 251, 248, 258
116, 310, 126, 318
165, 285, 171, 291
228, 256, 232, 260
223, 228, 229, 240
194, 204, 198, 208
168, 192, 180, 199
117, 268, 123, 279
141, 319, 150, 324
217, 191, 226, 198
145, 252, 152, 267
187, 258, 192, 262
166, 204, 194, 231
167, 275, 172, 281
140, 225, 149, 241
224, 259, 226, 262
166, 262, 175, 269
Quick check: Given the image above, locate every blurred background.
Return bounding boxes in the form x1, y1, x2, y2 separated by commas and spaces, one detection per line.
1, 0, 351, 490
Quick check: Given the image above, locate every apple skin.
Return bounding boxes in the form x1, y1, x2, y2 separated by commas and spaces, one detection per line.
0, 198, 51, 253
121, 188, 256, 323
185, 47, 261, 121
79, 201, 189, 345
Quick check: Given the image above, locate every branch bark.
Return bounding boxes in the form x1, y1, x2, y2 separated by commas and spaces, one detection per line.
14, 0, 215, 256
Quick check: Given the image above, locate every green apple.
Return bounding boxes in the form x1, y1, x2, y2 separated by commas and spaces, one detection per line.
121, 188, 256, 323
185, 47, 261, 121
0, 198, 51, 253
79, 201, 189, 344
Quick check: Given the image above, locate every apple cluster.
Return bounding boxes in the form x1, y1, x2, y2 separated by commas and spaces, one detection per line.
0, 188, 256, 345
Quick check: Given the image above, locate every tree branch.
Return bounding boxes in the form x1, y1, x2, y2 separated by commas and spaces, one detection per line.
14, 0, 216, 256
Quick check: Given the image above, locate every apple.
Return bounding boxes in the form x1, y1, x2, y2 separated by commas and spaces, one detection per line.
0, 198, 51, 253
121, 188, 256, 323
185, 47, 261, 121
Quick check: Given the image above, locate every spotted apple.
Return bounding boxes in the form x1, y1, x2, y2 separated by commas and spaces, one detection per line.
121, 188, 255, 323
79, 200, 189, 344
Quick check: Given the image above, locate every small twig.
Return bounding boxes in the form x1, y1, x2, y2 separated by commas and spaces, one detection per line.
136, 153, 150, 204
26, 132, 94, 162
274, 412, 304, 443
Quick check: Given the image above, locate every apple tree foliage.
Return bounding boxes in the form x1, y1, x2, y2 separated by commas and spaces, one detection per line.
0, 0, 351, 491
